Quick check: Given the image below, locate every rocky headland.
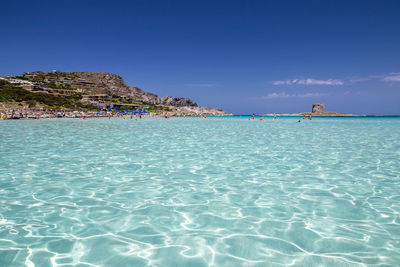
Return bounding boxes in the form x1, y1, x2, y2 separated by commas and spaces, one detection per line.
0, 70, 230, 118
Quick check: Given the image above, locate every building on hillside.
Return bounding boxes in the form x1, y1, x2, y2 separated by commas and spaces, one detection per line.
9, 79, 34, 85
24, 85, 74, 96
46, 88, 74, 95
76, 88, 87, 93
20, 84, 36, 91
81, 94, 108, 102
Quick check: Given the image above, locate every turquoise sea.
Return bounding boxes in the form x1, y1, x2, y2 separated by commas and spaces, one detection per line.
1, 116, 400, 266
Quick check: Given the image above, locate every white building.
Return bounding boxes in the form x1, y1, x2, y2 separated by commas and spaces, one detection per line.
9, 79, 34, 85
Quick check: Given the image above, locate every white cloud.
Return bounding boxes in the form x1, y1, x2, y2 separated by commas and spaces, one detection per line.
299, 92, 329, 97
382, 73, 400, 82
272, 72, 400, 86
265, 92, 291, 98
264, 92, 329, 99
306, 79, 344, 85
272, 78, 343, 86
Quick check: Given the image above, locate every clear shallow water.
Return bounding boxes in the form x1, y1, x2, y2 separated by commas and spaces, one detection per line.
0, 116, 400, 266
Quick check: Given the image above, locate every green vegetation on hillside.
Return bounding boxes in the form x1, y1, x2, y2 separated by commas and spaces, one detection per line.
0, 84, 97, 110
14, 75, 75, 90
3, 71, 176, 113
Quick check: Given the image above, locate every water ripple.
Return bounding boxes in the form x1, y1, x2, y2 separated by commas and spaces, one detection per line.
0, 117, 399, 266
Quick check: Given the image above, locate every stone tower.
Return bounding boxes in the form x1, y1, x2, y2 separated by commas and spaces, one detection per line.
312, 103, 325, 113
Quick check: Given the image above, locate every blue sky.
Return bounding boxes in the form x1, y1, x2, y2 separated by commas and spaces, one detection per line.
1, 0, 400, 115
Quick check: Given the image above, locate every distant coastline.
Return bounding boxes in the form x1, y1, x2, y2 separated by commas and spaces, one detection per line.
262, 113, 362, 117
261, 103, 363, 117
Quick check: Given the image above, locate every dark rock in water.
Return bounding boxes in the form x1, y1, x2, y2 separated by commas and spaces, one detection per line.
158, 96, 198, 107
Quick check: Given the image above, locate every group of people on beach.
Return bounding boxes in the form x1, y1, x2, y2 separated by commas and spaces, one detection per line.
0, 110, 32, 120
